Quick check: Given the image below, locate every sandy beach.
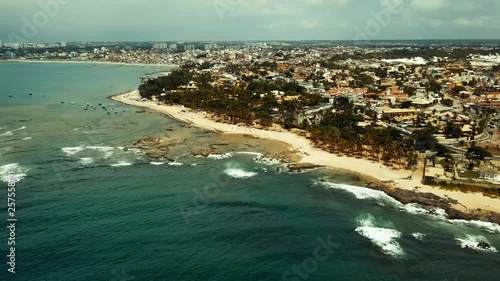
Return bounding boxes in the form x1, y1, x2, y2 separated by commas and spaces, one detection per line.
111, 90, 500, 214
4, 59, 178, 68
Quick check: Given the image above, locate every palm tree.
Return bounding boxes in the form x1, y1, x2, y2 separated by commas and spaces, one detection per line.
458, 140, 465, 163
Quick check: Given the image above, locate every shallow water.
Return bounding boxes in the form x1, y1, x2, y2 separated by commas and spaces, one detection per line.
0, 62, 499, 281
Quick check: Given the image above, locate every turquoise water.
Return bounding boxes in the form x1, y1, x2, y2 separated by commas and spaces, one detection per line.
0, 62, 499, 281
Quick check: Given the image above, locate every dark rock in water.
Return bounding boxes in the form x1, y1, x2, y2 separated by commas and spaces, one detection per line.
477, 242, 491, 249
191, 148, 214, 157
350, 175, 362, 181
136, 110, 146, 114
365, 182, 500, 224
288, 163, 325, 172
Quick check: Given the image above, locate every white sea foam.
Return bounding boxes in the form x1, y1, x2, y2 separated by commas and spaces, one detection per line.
254, 157, 282, 166
0, 131, 13, 137
168, 161, 184, 166
150, 162, 166, 166
62, 146, 85, 156
402, 204, 448, 220
86, 146, 115, 158
412, 233, 426, 241
0, 163, 29, 183
207, 153, 232, 160
317, 181, 450, 220
22, 137, 32, 141
234, 151, 264, 157
224, 168, 258, 179
111, 161, 133, 167
455, 235, 497, 253
79, 158, 94, 166
319, 181, 401, 206
450, 220, 500, 234
355, 215, 404, 257
0, 147, 13, 154
12, 126, 26, 132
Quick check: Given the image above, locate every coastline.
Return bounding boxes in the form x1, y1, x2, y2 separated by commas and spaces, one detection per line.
3, 59, 178, 68
110, 90, 500, 218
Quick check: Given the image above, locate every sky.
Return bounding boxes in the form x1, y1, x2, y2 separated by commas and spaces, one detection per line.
1, 0, 500, 42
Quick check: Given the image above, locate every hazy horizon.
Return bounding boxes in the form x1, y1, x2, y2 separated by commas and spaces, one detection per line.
1, 0, 500, 43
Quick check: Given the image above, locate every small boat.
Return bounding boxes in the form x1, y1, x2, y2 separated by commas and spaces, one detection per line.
84, 108, 87, 111
70, 102, 75, 105
9, 95, 12, 98
29, 93, 33, 96
61, 101, 65, 104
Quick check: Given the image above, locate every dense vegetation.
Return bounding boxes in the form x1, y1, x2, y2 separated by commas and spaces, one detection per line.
308, 97, 418, 167
139, 69, 325, 127
139, 71, 419, 167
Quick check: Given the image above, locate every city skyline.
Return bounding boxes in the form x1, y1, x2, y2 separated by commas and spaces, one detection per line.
1, 0, 500, 43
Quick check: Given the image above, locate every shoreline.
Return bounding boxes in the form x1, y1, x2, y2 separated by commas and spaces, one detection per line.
3, 59, 178, 68
110, 90, 500, 219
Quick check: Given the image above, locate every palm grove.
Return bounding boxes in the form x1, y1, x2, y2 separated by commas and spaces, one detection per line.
139, 67, 419, 168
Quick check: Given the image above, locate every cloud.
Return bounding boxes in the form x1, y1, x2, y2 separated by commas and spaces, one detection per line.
410, 0, 449, 13
304, 0, 351, 7
454, 18, 485, 28
300, 19, 321, 29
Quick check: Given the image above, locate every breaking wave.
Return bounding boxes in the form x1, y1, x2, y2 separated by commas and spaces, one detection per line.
355, 214, 404, 258
455, 235, 497, 253
111, 161, 133, 167
224, 168, 258, 179
207, 153, 232, 160
79, 158, 95, 166
0, 163, 29, 183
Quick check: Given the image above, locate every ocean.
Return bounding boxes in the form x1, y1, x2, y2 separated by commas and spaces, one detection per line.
0, 62, 499, 281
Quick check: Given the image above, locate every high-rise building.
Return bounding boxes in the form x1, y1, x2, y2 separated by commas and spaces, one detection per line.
3, 43, 20, 49
184, 45, 195, 51
204, 43, 218, 50
153, 43, 168, 50
61, 41, 67, 47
